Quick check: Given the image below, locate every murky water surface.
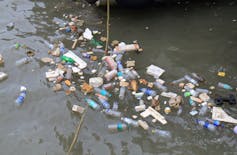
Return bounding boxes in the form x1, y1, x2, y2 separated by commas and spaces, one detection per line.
0, 0, 237, 154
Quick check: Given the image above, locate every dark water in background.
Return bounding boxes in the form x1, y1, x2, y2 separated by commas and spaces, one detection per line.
0, 0, 237, 154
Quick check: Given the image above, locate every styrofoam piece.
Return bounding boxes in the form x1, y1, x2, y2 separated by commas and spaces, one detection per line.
63, 51, 87, 69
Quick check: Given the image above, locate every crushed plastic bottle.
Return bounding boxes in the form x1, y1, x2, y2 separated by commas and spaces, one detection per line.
154, 81, 167, 92
199, 102, 208, 116
15, 57, 31, 66
184, 75, 199, 86
15, 86, 27, 106
103, 109, 121, 117
151, 129, 172, 139
139, 88, 157, 97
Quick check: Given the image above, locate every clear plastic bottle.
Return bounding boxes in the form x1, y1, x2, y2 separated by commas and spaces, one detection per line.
15, 57, 31, 66
65, 65, 72, 80
121, 117, 139, 127
123, 69, 136, 80
191, 72, 205, 82
59, 42, 66, 54
171, 77, 185, 85
102, 82, 117, 90
104, 70, 117, 81
94, 87, 112, 97
117, 61, 124, 72
108, 123, 128, 132
139, 88, 157, 97
206, 118, 224, 127
115, 54, 123, 62
217, 82, 233, 90
196, 88, 211, 94
103, 109, 121, 117
151, 129, 172, 139
184, 75, 199, 86
112, 101, 119, 111
199, 102, 208, 116
119, 86, 126, 100
85, 98, 100, 110
98, 97, 110, 109
44, 40, 54, 50
154, 81, 167, 92
177, 106, 183, 116
131, 69, 140, 79
15, 86, 27, 106
196, 119, 216, 131
97, 65, 107, 77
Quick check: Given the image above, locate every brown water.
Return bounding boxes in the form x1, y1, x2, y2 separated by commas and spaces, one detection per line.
0, 0, 237, 154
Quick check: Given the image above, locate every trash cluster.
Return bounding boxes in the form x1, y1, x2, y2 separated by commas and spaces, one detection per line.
1, 13, 237, 137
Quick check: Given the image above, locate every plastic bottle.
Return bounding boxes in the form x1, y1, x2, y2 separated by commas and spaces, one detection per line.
123, 69, 136, 80
199, 102, 208, 116
131, 69, 140, 79
121, 117, 139, 127
85, 98, 100, 110
59, 42, 66, 54
151, 129, 172, 139
97, 65, 107, 77
154, 81, 167, 92
108, 123, 128, 132
206, 118, 223, 127
196, 119, 216, 131
217, 82, 233, 90
114, 43, 140, 52
15, 86, 27, 106
112, 101, 118, 111
115, 54, 123, 62
139, 88, 157, 97
119, 86, 126, 100
65, 65, 72, 80
15, 57, 31, 66
184, 75, 199, 86
171, 77, 185, 85
104, 70, 117, 81
189, 98, 196, 106
103, 109, 121, 117
44, 41, 54, 50
117, 61, 124, 72
191, 72, 205, 82
102, 82, 117, 90
177, 106, 183, 116
98, 97, 110, 109
102, 56, 117, 70
196, 88, 211, 94
94, 87, 112, 97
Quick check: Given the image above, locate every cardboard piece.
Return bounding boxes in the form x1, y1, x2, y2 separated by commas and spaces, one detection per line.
212, 107, 237, 124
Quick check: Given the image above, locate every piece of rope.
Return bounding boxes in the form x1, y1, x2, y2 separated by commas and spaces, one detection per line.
104, 0, 110, 55
67, 106, 88, 155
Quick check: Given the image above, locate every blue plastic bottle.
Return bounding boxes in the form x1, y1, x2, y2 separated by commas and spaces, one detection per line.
196, 119, 216, 131
139, 88, 157, 97
117, 61, 124, 72
15, 86, 27, 106
85, 98, 100, 110
98, 97, 110, 109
